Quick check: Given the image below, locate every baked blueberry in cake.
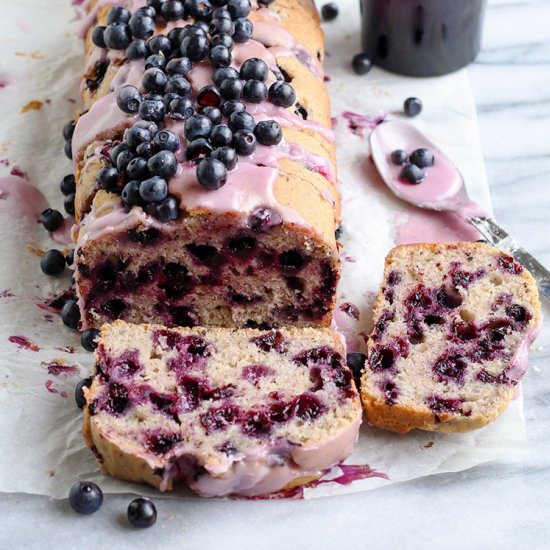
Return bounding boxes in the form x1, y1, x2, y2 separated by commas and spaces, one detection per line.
360, 242, 541, 434
82, 321, 362, 497
71, 0, 339, 330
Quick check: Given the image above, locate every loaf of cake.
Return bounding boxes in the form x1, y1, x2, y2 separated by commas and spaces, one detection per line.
82, 321, 362, 497
360, 242, 541, 434
71, 0, 340, 330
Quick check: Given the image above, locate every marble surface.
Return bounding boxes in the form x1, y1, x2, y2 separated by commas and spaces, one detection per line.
2, 0, 550, 547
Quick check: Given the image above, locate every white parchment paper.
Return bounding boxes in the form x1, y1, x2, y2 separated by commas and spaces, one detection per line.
0, 0, 527, 499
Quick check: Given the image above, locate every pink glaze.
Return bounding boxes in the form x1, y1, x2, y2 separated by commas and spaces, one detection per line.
371, 120, 469, 210
395, 208, 482, 244
0, 176, 48, 223
164, 413, 362, 497
507, 325, 542, 383
50, 217, 74, 245
340, 111, 386, 138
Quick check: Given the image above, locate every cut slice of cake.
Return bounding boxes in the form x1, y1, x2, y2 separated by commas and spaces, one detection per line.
360, 242, 541, 434
83, 321, 362, 497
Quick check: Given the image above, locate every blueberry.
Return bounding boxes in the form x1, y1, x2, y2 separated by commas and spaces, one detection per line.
104, 22, 132, 50
135, 119, 159, 134
242, 79, 267, 103
213, 66, 239, 87
233, 129, 256, 155
139, 98, 166, 122
404, 97, 423, 117
129, 13, 156, 40
60, 174, 76, 195
139, 175, 169, 202
321, 2, 338, 21
346, 352, 366, 387
161, 0, 185, 20
185, 115, 213, 140
233, 17, 253, 43
228, 111, 255, 132
211, 7, 231, 19
209, 45, 232, 68
154, 196, 179, 222
117, 85, 142, 113
167, 27, 184, 44
75, 377, 92, 408
180, 23, 207, 39
64, 193, 76, 216
410, 148, 434, 168
91, 26, 106, 48
143, 68, 168, 93
210, 124, 233, 147
125, 125, 152, 151
219, 78, 243, 100
139, 5, 157, 18
127, 497, 157, 528
165, 75, 192, 97
69, 481, 103, 515
153, 130, 180, 152
186, 0, 213, 19
186, 138, 213, 161
211, 146, 237, 170
166, 57, 192, 76
136, 142, 155, 158
61, 300, 81, 329
110, 143, 131, 165
64, 140, 73, 160
197, 86, 221, 107
116, 149, 135, 172
126, 39, 148, 59
126, 157, 149, 180
41, 208, 64, 231
66, 249, 75, 266
201, 106, 222, 125
40, 249, 66, 276
390, 149, 408, 166
351, 52, 372, 75
163, 92, 180, 109
240, 58, 268, 81
399, 163, 425, 184
147, 151, 178, 180
211, 33, 234, 51
148, 34, 173, 56
221, 99, 245, 117
227, 0, 251, 19
107, 6, 131, 24
168, 97, 195, 120
254, 120, 282, 146
196, 158, 228, 190
145, 54, 167, 71
268, 81, 296, 108
181, 33, 209, 62
62, 120, 75, 141
335, 224, 343, 240
209, 17, 235, 37
122, 180, 143, 207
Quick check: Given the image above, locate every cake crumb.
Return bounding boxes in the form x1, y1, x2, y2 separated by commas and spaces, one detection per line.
20, 100, 43, 113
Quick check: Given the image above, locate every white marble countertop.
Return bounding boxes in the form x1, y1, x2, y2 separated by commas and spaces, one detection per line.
2, 0, 549, 547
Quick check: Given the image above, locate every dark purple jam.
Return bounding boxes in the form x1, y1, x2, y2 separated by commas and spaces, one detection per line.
360, 0, 487, 76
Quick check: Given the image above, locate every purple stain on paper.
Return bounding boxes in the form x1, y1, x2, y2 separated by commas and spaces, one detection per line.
45, 380, 68, 398
8, 335, 40, 352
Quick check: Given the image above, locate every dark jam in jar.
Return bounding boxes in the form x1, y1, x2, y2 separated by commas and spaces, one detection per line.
360, 0, 487, 77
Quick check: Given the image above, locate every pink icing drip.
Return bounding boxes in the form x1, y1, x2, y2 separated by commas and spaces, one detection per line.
0, 176, 48, 223
50, 217, 74, 245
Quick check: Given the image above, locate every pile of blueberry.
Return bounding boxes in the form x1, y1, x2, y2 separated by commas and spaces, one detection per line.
69, 480, 157, 528
89, 0, 296, 220
391, 147, 435, 184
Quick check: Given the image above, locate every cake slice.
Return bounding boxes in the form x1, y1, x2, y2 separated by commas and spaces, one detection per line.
83, 321, 362, 497
360, 242, 541, 434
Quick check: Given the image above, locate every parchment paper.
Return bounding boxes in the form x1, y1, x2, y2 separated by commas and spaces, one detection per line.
0, 0, 527, 499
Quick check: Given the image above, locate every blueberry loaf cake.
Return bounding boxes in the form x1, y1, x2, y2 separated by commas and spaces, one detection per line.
360, 242, 541, 434
72, 0, 339, 330
82, 321, 362, 497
